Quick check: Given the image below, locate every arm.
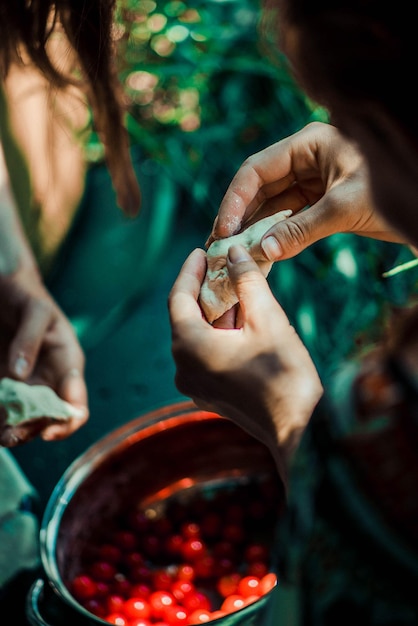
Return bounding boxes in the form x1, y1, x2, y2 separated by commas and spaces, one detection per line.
207, 122, 407, 259
168, 244, 323, 485
0, 143, 88, 444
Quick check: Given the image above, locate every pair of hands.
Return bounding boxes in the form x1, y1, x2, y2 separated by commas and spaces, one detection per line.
169, 122, 406, 479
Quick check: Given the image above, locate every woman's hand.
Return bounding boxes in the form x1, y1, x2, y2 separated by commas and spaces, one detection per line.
207, 122, 405, 259
0, 265, 88, 443
168, 245, 323, 482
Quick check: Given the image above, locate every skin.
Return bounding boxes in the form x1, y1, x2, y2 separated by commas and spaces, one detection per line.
169, 244, 323, 485
0, 146, 88, 444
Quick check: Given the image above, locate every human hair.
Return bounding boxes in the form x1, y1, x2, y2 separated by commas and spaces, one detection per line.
0, 0, 140, 215
263, 0, 417, 140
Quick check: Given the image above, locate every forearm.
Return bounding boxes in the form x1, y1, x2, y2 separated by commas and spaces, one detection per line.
0, 143, 39, 277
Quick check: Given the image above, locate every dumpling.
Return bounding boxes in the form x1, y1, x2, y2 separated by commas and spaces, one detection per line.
199, 210, 291, 323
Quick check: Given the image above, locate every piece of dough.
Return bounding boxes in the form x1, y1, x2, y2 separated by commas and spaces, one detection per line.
199, 210, 291, 323
0, 377, 84, 447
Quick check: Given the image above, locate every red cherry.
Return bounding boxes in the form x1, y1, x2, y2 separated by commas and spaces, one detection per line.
163, 605, 189, 625
182, 591, 211, 613
244, 543, 269, 564
140, 534, 161, 558
259, 572, 277, 595
177, 564, 195, 582
216, 573, 241, 598
71, 574, 97, 600
123, 598, 151, 620
165, 534, 183, 557
112, 573, 132, 597
181, 538, 207, 562
171, 580, 195, 603
89, 560, 117, 581
129, 620, 152, 626
149, 590, 175, 619
130, 564, 152, 584
106, 613, 128, 625
95, 581, 110, 597
213, 557, 235, 577
153, 517, 174, 537
242, 594, 259, 607
153, 569, 174, 591
98, 544, 122, 564
210, 610, 226, 620
113, 530, 138, 551
222, 524, 245, 544
124, 551, 145, 569
237, 576, 261, 598
187, 608, 211, 624
181, 522, 201, 539
130, 583, 152, 599
212, 541, 235, 560
246, 561, 268, 579
107, 594, 125, 614
220, 594, 246, 614
200, 513, 222, 539
83, 598, 106, 618
194, 555, 215, 579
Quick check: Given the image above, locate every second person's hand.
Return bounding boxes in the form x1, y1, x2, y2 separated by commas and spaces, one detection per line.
168, 244, 323, 483
207, 122, 406, 260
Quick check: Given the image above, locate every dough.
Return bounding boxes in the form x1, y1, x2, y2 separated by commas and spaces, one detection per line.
0, 377, 84, 447
199, 210, 291, 323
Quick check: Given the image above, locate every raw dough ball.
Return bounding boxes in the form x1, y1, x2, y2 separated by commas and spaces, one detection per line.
199, 210, 291, 323
0, 377, 84, 447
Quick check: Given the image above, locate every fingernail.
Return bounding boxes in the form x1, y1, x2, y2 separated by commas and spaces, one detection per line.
14, 353, 29, 377
228, 244, 251, 263
262, 236, 282, 261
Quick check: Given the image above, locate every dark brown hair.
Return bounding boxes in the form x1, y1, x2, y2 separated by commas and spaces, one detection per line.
0, 0, 141, 216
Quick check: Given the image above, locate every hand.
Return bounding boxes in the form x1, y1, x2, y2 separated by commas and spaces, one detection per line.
168, 245, 323, 482
0, 265, 88, 444
207, 122, 405, 259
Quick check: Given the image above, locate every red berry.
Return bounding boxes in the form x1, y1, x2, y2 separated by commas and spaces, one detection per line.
124, 551, 145, 569
128, 511, 150, 533
259, 572, 277, 595
98, 544, 122, 564
181, 522, 201, 539
112, 573, 132, 597
220, 594, 246, 614
194, 555, 215, 579
129, 620, 152, 626
216, 573, 241, 598
123, 598, 151, 620
163, 605, 189, 625
130, 583, 152, 599
182, 591, 211, 613
140, 534, 161, 558
171, 580, 195, 603
244, 543, 269, 564
107, 594, 125, 614
153, 569, 174, 591
113, 530, 138, 551
177, 564, 195, 582
246, 561, 268, 579
89, 560, 117, 581
187, 609, 211, 624
181, 538, 207, 562
71, 574, 97, 600
237, 575, 261, 598
83, 598, 106, 618
149, 590, 175, 619
165, 534, 183, 557
106, 613, 128, 625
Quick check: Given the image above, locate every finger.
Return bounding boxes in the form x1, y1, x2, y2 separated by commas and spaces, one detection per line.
8, 298, 53, 379
168, 248, 208, 326
260, 194, 347, 261
226, 245, 287, 326
207, 144, 297, 244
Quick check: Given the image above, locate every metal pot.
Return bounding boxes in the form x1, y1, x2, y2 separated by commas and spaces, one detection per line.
26, 400, 283, 626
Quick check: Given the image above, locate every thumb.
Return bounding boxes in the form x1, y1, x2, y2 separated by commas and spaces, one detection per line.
226, 245, 278, 319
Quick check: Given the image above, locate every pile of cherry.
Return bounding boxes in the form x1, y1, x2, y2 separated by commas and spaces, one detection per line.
68, 478, 280, 625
